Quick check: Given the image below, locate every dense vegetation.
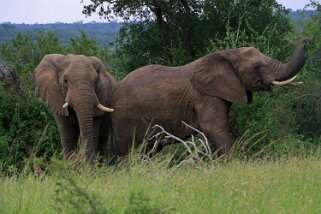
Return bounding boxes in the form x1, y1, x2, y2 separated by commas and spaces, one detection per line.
1, 157, 321, 213
0, 0, 320, 172
0, 22, 120, 47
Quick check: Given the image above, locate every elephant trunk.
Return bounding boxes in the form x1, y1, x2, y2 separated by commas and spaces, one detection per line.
273, 39, 309, 82
77, 110, 95, 162
70, 85, 98, 163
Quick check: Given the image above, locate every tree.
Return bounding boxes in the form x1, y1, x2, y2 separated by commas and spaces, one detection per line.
83, 0, 201, 60
303, 0, 321, 71
0, 32, 64, 75
83, 0, 294, 73
69, 31, 100, 56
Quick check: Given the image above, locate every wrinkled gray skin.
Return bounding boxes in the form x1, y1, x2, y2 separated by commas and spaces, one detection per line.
111, 39, 310, 157
33, 54, 115, 163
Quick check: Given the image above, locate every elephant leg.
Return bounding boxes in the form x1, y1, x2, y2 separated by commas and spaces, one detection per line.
54, 113, 79, 160
195, 98, 232, 156
113, 117, 139, 156
94, 116, 109, 161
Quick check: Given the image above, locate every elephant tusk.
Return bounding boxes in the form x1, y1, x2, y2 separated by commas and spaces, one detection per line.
287, 81, 303, 86
97, 103, 114, 112
272, 76, 297, 86
62, 102, 69, 108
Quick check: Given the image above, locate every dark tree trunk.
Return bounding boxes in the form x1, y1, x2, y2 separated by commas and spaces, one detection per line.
148, 0, 196, 63
180, 0, 195, 61
149, 1, 177, 49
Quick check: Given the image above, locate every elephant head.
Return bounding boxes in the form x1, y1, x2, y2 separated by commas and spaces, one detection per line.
33, 54, 115, 162
191, 38, 310, 104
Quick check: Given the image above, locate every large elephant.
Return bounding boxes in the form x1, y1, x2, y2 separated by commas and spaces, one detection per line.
33, 54, 116, 163
111, 39, 310, 156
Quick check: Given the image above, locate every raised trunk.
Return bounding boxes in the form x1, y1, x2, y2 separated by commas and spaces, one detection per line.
275, 40, 309, 81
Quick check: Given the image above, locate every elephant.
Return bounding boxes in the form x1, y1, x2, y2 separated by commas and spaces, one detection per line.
111, 38, 310, 157
33, 54, 116, 163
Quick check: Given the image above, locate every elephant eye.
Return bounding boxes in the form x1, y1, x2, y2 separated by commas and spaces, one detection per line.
95, 77, 99, 84
254, 62, 260, 71
63, 77, 68, 84
257, 80, 263, 85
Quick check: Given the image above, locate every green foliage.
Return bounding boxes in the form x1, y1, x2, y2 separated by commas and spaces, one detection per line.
54, 167, 109, 214
125, 190, 171, 214
0, 31, 113, 77
0, 22, 120, 47
115, 22, 167, 73
199, 0, 294, 59
1, 158, 321, 213
0, 91, 60, 171
0, 32, 65, 75
84, 0, 294, 74
302, 3, 321, 72
69, 31, 101, 56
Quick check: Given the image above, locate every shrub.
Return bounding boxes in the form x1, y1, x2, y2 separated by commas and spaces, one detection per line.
0, 90, 60, 172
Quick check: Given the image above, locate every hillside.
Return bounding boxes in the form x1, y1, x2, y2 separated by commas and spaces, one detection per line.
0, 21, 121, 46
290, 9, 318, 31
0, 10, 316, 47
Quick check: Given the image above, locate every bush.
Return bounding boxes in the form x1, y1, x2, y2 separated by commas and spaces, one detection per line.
0, 90, 60, 172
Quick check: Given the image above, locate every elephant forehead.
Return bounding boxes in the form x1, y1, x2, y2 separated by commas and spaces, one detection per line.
237, 47, 266, 60
66, 61, 95, 73
69, 63, 92, 70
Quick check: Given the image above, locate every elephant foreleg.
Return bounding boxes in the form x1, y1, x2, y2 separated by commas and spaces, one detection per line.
94, 117, 108, 161
195, 97, 233, 156
54, 113, 79, 160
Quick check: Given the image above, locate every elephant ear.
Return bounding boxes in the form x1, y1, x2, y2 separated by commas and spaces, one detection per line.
190, 54, 249, 104
33, 54, 69, 116
89, 56, 116, 117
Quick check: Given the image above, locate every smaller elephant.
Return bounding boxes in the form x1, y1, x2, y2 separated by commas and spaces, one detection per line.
111, 39, 310, 157
33, 54, 116, 163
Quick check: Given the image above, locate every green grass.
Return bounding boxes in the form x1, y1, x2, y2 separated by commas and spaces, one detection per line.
1, 157, 321, 214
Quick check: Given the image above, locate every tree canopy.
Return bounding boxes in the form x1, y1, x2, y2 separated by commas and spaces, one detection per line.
83, 0, 293, 72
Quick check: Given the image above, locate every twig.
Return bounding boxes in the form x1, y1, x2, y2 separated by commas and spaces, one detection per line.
147, 122, 213, 163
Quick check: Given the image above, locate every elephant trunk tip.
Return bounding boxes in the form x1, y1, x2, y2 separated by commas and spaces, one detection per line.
298, 37, 314, 49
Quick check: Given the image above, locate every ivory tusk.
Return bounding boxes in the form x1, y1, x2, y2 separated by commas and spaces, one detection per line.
272, 76, 297, 86
287, 81, 303, 86
97, 103, 114, 112
62, 102, 69, 108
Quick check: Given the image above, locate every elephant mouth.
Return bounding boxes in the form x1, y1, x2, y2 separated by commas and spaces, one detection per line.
256, 76, 302, 91
253, 83, 271, 91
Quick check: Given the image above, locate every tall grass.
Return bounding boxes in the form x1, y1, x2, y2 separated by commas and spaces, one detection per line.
1, 156, 321, 214
1, 126, 321, 213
